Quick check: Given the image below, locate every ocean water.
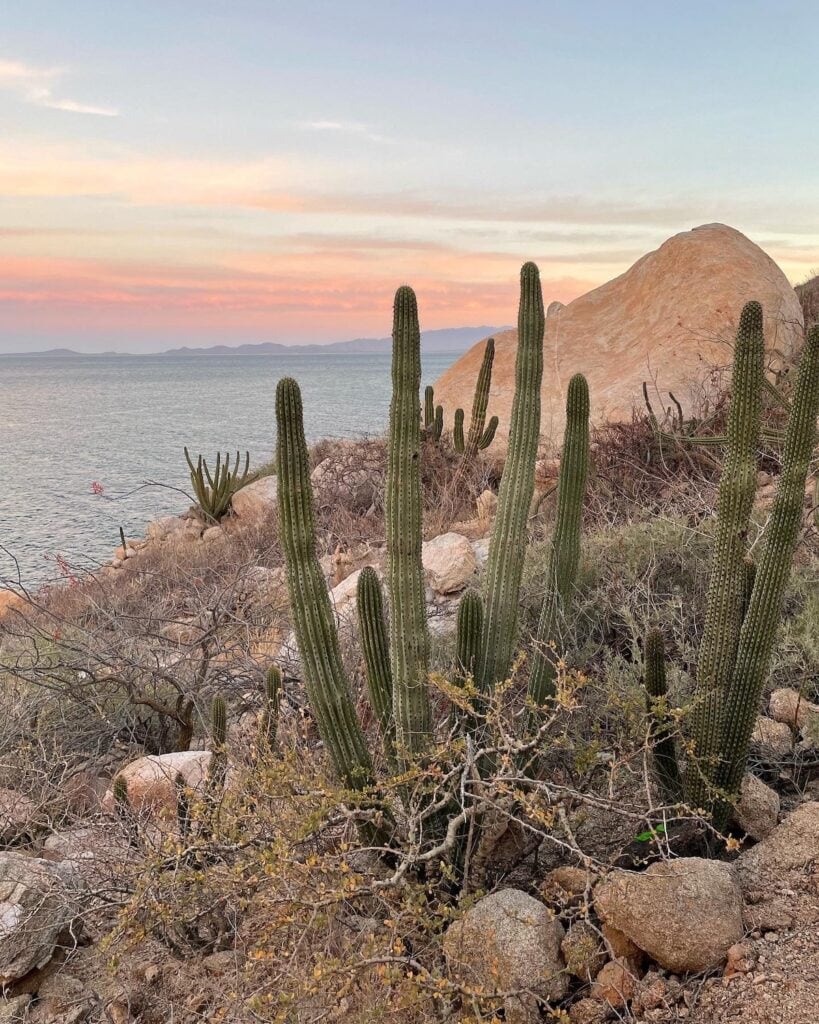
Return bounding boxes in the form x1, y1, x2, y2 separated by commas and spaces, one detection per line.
0, 351, 456, 586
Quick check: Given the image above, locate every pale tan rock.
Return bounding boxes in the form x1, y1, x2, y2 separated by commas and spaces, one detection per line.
434, 224, 803, 446
0, 790, 39, 844
475, 489, 497, 520
768, 687, 817, 729
231, 475, 278, 520
443, 888, 568, 1021
730, 773, 779, 840
102, 751, 212, 816
0, 591, 27, 619
735, 801, 819, 891
422, 532, 477, 593
0, 853, 81, 983
590, 957, 637, 1008
144, 515, 186, 542
594, 858, 743, 972
751, 715, 793, 757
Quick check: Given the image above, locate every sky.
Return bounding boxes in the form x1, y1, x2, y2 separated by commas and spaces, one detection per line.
1, 0, 818, 353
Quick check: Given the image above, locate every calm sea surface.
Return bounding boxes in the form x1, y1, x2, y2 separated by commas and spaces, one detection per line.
0, 352, 456, 586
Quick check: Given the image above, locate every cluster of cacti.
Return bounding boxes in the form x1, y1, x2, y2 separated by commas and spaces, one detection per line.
641, 313, 819, 826
184, 447, 254, 522
424, 343, 499, 459
453, 338, 500, 458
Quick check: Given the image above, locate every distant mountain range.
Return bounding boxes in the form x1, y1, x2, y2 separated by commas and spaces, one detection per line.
1, 326, 506, 359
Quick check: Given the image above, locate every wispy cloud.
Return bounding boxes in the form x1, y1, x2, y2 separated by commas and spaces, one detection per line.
0, 58, 118, 117
298, 119, 393, 144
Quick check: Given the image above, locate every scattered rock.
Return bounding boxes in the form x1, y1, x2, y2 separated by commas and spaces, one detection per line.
61, 771, 108, 816
231, 475, 278, 520
475, 489, 497, 520
724, 942, 756, 979
202, 525, 222, 543
144, 515, 186, 542
443, 888, 568, 1022
731, 773, 780, 840
569, 997, 608, 1024
632, 969, 671, 1013
590, 957, 637, 1008
421, 533, 477, 594
602, 922, 642, 960
0, 790, 40, 844
769, 688, 817, 730
750, 715, 793, 758
735, 801, 819, 891
102, 750, 213, 817
594, 857, 743, 972
0, 853, 81, 984
0, 995, 31, 1021
561, 921, 605, 981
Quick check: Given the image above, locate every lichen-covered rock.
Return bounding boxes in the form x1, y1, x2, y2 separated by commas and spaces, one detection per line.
421, 532, 477, 594
751, 715, 794, 758
594, 858, 743, 972
0, 853, 82, 983
443, 888, 568, 1021
561, 921, 605, 981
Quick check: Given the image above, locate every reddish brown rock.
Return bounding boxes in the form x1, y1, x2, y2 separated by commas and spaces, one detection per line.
434, 224, 803, 446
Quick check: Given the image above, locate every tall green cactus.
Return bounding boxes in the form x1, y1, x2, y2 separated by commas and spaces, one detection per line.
478, 416, 499, 451
275, 377, 373, 789
465, 337, 497, 457
643, 630, 682, 802
356, 567, 395, 762
716, 324, 819, 822
258, 665, 282, 754
207, 696, 228, 794
424, 385, 436, 433
453, 590, 484, 735
528, 373, 590, 706
386, 287, 433, 757
476, 263, 544, 693
453, 408, 465, 453
685, 302, 765, 810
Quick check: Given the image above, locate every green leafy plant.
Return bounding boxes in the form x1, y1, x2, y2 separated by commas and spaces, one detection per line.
184, 447, 254, 522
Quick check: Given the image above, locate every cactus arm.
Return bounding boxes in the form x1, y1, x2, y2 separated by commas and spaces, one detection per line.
454, 408, 465, 453
685, 302, 765, 811
207, 696, 228, 794
465, 338, 495, 455
478, 416, 499, 450
424, 385, 435, 431
716, 325, 819, 819
356, 567, 396, 763
385, 287, 433, 757
528, 373, 590, 706
432, 405, 444, 441
643, 630, 682, 802
476, 262, 544, 692
453, 590, 483, 736
259, 665, 282, 753
276, 377, 373, 789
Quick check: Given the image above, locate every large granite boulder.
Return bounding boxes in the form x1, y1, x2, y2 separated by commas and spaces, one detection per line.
443, 888, 568, 1021
434, 224, 803, 445
0, 853, 82, 983
594, 857, 743, 972
102, 750, 213, 817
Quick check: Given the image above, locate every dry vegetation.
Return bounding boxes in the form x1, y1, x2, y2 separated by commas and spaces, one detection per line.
0, 366, 817, 1023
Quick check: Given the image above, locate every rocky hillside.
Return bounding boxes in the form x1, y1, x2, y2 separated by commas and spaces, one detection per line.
434, 224, 804, 445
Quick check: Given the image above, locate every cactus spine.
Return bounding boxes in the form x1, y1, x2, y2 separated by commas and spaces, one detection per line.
356, 567, 395, 762
386, 287, 433, 757
275, 377, 373, 789
259, 665, 281, 753
528, 373, 590, 706
643, 630, 682, 802
685, 302, 765, 810
476, 263, 544, 692
716, 324, 819, 821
